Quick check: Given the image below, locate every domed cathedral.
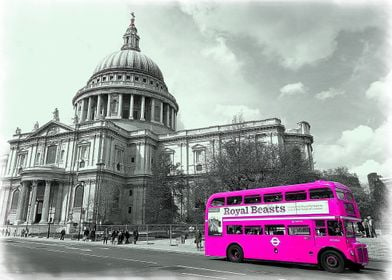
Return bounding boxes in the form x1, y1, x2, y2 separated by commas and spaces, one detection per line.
0, 15, 313, 233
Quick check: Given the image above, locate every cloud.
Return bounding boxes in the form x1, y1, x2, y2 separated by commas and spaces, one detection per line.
279, 82, 307, 98
365, 72, 391, 113
179, 1, 386, 70
315, 87, 345, 100
314, 117, 392, 183
201, 37, 240, 74
350, 159, 392, 183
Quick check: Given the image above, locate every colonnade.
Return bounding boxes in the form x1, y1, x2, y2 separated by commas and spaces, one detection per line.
14, 180, 66, 225
75, 93, 177, 130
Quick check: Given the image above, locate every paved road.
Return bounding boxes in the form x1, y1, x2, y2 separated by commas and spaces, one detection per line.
0, 238, 385, 280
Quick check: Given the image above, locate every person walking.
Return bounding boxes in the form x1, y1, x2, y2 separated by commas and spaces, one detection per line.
125, 230, 130, 244
60, 229, 66, 240
83, 228, 90, 241
368, 216, 377, 238
133, 228, 139, 244
195, 230, 202, 250
103, 228, 108, 244
363, 218, 370, 237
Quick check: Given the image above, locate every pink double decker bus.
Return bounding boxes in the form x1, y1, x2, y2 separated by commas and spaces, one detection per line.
204, 180, 368, 273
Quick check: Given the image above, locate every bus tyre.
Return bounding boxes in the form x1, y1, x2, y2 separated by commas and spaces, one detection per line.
320, 250, 345, 273
227, 244, 244, 263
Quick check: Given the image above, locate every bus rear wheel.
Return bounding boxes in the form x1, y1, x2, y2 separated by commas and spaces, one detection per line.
227, 244, 244, 263
320, 250, 345, 273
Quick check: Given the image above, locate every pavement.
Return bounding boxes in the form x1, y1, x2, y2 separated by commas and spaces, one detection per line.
2, 235, 388, 272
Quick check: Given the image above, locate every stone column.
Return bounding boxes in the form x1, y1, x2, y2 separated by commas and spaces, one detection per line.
129, 94, 134, 119
151, 98, 155, 122
54, 183, 63, 223
117, 94, 123, 118
96, 95, 102, 120
140, 96, 145, 121
28, 181, 38, 224
171, 108, 175, 129
15, 182, 28, 224
60, 184, 70, 223
80, 99, 86, 122
40, 181, 51, 223
86, 97, 92, 121
160, 101, 164, 124
166, 104, 170, 127
106, 94, 111, 118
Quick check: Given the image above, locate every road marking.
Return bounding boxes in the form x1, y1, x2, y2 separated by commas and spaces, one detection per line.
177, 265, 247, 276
181, 273, 227, 279
78, 252, 158, 265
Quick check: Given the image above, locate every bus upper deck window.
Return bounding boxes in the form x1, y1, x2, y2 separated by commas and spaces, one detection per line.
227, 196, 242, 205
264, 193, 282, 202
211, 198, 225, 207
309, 188, 333, 199
244, 195, 261, 204
336, 189, 345, 200
285, 191, 307, 201
345, 192, 354, 201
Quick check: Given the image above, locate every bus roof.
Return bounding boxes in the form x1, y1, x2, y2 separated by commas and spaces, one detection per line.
208, 180, 351, 199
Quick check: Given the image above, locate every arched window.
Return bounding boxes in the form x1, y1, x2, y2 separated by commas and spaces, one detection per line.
11, 190, 20, 209
73, 185, 84, 207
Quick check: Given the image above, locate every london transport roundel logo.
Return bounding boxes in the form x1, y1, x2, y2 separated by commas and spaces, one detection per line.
270, 237, 280, 247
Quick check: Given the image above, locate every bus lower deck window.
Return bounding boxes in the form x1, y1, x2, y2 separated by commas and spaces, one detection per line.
327, 220, 343, 236
265, 225, 285, 235
288, 226, 310, 235
227, 225, 242, 234
245, 226, 262, 235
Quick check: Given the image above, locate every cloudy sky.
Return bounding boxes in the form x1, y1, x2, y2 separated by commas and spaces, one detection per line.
0, 0, 391, 183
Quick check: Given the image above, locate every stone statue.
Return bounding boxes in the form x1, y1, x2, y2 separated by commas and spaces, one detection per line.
53, 108, 60, 121
15, 127, 21, 134
33, 121, 39, 130
73, 114, 79, 124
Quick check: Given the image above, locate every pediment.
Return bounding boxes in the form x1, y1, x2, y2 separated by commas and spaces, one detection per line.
28, 121, 74, 138
191, 144, 206, 151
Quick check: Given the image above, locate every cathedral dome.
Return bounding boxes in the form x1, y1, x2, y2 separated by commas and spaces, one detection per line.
93, 50, 164, 81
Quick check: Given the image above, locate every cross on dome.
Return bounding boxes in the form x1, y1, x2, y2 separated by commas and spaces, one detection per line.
121, 12, 140, 51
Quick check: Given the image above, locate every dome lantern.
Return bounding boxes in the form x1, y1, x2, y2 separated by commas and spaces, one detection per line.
121, 12, 140, 52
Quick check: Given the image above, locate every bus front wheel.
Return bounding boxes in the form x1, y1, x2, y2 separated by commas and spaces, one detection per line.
227, 244, 244, 263
320, 250, 345, 273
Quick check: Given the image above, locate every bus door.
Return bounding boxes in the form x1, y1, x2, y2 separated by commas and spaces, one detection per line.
286, 222, 316, 263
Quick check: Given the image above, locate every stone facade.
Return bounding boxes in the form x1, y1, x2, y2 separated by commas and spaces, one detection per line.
0, 16, 313, 231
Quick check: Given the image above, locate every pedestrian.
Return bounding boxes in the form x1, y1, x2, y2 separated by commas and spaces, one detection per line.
21, 229, 25, 237
133, 228, 139, 244
363, 218, 370, 237
118, 230, 123, 245
60, 229, 66, 240
125, 230, 130, 244
111, 230, 116, 245
83, 228, 90, 241
368, 216, 377, 238
13, 229, 17, 237
103, 228, 108, 244
25, 228, 29, 237
91, 229, 96, 242
195, 229, 202, 250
